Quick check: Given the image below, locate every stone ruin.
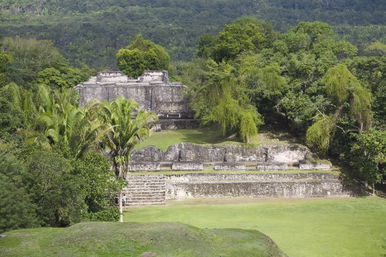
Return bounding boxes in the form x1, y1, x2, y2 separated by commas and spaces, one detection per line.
121, 143, 364, 206
74, 71, 361, 205
129, 142, 332, 172
75, 70, 197, 129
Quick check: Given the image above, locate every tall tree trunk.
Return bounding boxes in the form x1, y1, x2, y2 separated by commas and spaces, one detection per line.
118, 163, 124, 222
119, 191, 123, 222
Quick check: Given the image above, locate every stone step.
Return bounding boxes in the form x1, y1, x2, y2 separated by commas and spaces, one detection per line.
122, 187, 165, 193
126, 198, 165, 202
126, 194, 165, 197
126, 182, 165, 184
123, 175, 167, 206
126, 191, 165, 194
126, 184, 164, 186
125, 192, 165, 195
127, 178, 165, 180
126, 183, 166, 186
124, 187, 165, 192
128, 176, 165, 179
126, 196, 165, 202
126, 198, 165, 201
125, 202, 165, 206
127, 184, 166, 188
126, 184, 166, 188
126, 181, 165, 184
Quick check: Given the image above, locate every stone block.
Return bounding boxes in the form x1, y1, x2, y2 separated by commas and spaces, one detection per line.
128, 163, 160, 171
256, 162, 289, 171
171, 162, 204, 171
130, 146, 164, 163
213, 163, 246, 171
299, 162, 332, 170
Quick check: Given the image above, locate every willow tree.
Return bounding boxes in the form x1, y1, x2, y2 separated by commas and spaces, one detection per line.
306, 64, 372, 154
97, 97, 156, 222
191, 60, 262, 143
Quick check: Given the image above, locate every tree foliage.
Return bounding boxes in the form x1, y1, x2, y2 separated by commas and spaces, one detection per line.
211, 17, 275, 62
185, 19, 383, 186
323, 64, 372, 131
306, 115, 336, 155
0, 148, 38, 233
117, 34, 170, 78
189, 60, 263, 142
349, 129, 386, 185
0, 37, 93, 90
96, 97, 156, 221
24, 150, 85, 227
1, 0, 384, 67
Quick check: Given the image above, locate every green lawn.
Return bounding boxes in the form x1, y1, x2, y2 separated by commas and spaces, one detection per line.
134, 128, 239, 151
125, 197, 386, 257
134, 128, 293, 151
0, 222, 287, 257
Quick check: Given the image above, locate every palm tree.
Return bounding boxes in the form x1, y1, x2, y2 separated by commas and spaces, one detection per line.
97, 97, 156, 222
34, 85, 104, 159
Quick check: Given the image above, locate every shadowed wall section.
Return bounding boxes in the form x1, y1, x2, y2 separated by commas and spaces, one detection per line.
76, 70, 197, 129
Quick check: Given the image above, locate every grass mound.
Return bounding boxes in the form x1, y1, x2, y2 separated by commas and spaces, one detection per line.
125, 197, 386, 257
0, 222, 287, 257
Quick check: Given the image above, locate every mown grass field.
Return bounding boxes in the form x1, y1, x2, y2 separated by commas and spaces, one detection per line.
0, 222, 287, 257
125, 197, 386, 257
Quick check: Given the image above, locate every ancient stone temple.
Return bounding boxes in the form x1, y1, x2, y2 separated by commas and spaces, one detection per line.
75, 70, 197, 129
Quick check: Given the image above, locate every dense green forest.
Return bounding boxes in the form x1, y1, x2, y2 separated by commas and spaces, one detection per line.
178, 19, 385, 187
0, 0, 385, 67
0, 0, 385, 236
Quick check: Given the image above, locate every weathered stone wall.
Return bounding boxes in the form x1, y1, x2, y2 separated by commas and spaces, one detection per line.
164, 173, 354, 200
167, 181, 349, 199
131, 143, 312, 164
129, 142, 331, 171
76, 70, 197, 129
77, 83, 191, 116
121, 173, 362, 205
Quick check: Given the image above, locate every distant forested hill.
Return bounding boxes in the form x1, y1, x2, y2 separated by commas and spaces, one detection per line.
1, 0, 385, 68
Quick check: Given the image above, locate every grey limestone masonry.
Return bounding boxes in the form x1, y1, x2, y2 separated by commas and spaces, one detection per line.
299, 163, 332, 170
163, 173, 360, 200
171, 162, 204, 171
214, 163, 246, 171
129, 142, 332, 171
123, 142, 357, 206
123, 175, 166, 206
121, 173, 363, 205
127, 162, 160, 172
75, 70, 196, 129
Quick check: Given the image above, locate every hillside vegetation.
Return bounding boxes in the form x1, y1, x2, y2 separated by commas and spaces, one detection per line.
0, 0, 385, 67
0, 222, 288, 257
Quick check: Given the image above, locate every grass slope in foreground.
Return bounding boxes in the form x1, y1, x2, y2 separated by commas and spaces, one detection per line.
0, 222, 288, 257
125, 197, 386, 257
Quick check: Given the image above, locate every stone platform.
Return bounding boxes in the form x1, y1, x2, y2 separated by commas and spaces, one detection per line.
122, 172, 360, 206
129, 142, 333, 172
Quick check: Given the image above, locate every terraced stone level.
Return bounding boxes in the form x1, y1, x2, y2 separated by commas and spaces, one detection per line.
122, 173, 361, 206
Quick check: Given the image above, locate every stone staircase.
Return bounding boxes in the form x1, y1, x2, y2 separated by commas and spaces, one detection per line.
122, 175, 166, 206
